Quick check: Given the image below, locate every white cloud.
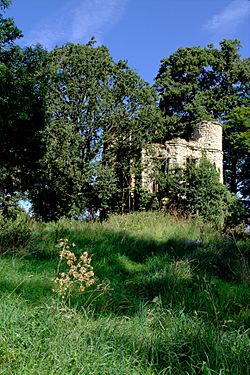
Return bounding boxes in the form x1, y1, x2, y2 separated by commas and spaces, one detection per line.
204, 0, 250, 35
26, 22, 65, 50
23, 0, 128, 49
72, 0, 127, 42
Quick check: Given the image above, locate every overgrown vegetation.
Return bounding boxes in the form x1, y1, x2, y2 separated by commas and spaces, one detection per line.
155, 40, 250, 209
0, 212, 249, 374
140, 158, 231, 228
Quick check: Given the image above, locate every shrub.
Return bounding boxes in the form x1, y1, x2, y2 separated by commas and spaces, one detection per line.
0, 213, 32, 253
158, 158, 229, 228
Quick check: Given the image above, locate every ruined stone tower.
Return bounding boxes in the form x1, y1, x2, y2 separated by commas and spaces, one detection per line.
141, 121, 223, 193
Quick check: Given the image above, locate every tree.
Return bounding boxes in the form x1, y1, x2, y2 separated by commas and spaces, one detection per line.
31, 41, 162, 220
0, 0, 46, 216
0, 1, 12, 8
0, 44, 48, 215
223, 106, 250, 210
100, 59, 163, 212
155, 40, 249, 140
0, 1, 49, 216
0, 0, 22, 48
155, 40, 249, 210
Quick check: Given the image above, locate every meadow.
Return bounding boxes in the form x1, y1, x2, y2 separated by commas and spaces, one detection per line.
0, 212, 249, 374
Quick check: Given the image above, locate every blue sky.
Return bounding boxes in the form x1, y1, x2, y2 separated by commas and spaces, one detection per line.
6, 0, 250, 84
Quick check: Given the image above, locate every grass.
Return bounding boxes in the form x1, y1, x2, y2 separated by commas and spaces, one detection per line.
0, 211, 249, 374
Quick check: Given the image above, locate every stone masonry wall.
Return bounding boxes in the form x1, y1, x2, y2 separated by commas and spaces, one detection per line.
142, 121, 223, 193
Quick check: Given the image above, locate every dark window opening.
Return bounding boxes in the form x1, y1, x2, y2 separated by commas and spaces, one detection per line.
152, 182, 159, 193
161, 157, 171, 174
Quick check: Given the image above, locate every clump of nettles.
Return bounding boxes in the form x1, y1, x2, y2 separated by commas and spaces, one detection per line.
54, 238, 94, 299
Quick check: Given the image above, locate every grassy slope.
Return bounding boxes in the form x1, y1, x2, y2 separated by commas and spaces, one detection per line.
0, 212, 249, 374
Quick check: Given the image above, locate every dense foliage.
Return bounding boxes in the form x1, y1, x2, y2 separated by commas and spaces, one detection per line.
0, 2, 48, 217
0, 45, 48, 215
30, 41, 161, 220
0, 0, 22, 47
155, 40, 249, 140
154, 40, 250, 209
141, 158, 230, 228
223, 106, 250, 210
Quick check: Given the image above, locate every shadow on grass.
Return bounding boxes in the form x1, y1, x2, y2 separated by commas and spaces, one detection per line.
0, 223, 248, 324
0, 277, 53, 305
0, 257, 57, 304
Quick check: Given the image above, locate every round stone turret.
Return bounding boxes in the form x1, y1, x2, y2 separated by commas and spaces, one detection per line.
191, 121, 222, 151
141, 120, 224, 194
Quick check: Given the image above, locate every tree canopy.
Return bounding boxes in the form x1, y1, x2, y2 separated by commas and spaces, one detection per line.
0, 1, 49, 217
0, 0, 22, 48
155, 40, 249, 140
223, 106, 250, 209
30, 41, 162, 220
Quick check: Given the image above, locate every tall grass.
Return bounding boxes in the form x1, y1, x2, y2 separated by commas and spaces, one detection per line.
0, 212, 249, 374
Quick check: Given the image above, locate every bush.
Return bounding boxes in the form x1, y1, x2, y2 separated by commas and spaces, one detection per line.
0, 213, 32, 253
158, 158, 229, 228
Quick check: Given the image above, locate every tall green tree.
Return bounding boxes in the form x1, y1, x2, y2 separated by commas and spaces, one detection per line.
223, 106, 250, 209
0, 0, 22, 216
101, 59, 163, 212
155, 40, 249, 140
0, 0, 22, 48
155, 40, 249, 207
0, 44, 48, 216
31, 41, 115, 220
33, 41, 161, 220
0, 1, 48, 216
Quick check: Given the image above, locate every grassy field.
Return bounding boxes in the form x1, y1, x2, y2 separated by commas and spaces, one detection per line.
0, 212, 249, 374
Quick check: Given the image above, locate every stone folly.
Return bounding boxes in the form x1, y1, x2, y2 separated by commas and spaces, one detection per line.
141, 121, 223, 193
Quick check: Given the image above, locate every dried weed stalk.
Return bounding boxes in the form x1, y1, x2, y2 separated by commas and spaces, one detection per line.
53, 238, 94, 299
